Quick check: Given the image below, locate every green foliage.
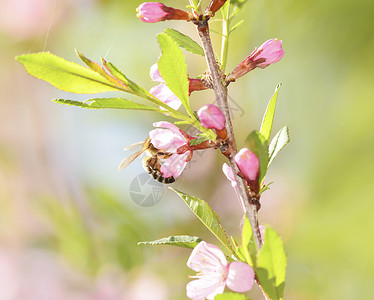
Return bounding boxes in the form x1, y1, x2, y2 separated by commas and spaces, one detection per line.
215, 292, 250, 300
157, 33, 192, 116
100, 58, 150, 97
268, 126, 290, 167
246, 130, 269, 184
138, 235, 202, 249
255, 226, 287, 300
260, 84, 281, 142
53, 98, 160, 111
16, 52, 123, 94
171, 189, 236, 257
246, 84, 288, 184
164, 28, 205, 56
240, 217, 257, 266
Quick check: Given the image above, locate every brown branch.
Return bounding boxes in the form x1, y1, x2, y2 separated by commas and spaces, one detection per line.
195, 19, 262, 249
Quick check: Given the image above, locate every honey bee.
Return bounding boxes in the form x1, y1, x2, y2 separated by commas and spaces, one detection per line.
118, 137, 175, 184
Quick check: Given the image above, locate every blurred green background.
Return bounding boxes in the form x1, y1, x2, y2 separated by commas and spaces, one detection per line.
1, 0, 374, 299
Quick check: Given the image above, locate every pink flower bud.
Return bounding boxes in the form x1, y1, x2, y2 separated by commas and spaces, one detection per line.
197, 104, 226, 130
253, 39, 284, 68
136, 2, 189, 23
234, 148, 260, 182
228, 39, 284, 81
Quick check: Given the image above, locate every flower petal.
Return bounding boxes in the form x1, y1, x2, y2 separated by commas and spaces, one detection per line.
255, 39, 284, 67
222, 163, 237, 188
197, 104, 226, 130
226, 261, 255, 293
152, 121, 183, 135
149, 83, 182, 110
186, 278, 225, 300
160, 152, 189, 178
150, 63, 164, 82
187, 241, 228, 272
149, 128, 186, 152
234, 148, 259, 182
136, 2, 168, 23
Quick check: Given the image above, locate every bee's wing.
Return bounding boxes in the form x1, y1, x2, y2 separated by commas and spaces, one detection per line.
118, 149, 147, 171
123, 141, 145, 151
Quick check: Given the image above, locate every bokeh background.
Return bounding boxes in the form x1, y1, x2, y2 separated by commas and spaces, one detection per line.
1, 0, 374, 299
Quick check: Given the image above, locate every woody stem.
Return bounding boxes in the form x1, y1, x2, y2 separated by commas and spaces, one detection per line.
195, 19, 262, 249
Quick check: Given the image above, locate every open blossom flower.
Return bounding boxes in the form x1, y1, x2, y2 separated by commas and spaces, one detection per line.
228, 39, 284, 81
149, 63, 182, 110
186, 241, 254, 300
149, 121, 192, 178
136, 2, 189, 23
234, 148, 260, 182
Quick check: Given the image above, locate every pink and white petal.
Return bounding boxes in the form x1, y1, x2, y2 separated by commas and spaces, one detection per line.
150, 84, 182, 110
160, 152, 189, 178
149, 128, 186, 152
226, 261, 255, 293
153, 121, 184, 136
187, 241, 228, 272
162, 93, 183, 110
186, 278, 226, 300
150, 63, 164, 82
222, 163, 237, 188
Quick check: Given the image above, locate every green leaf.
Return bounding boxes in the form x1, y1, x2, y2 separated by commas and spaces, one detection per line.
171, 189, 236, 256
268, 126, 290, 167
260, 84, 281, 142
101, 58, 149, 97
215, 292, 250, 300
241, 217, 257, 266
138, 235, 202, 249
157, 33, 191, 115
164, 28, 205, 56
229, 20, 244, 33
246, 131, 269, 183
255, 226, 287, 300
75, 50, 121, 86
16, 52, 122, 94
53, 98, 159, 111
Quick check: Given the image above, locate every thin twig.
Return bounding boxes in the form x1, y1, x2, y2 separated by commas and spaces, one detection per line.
195, 19, 262, 249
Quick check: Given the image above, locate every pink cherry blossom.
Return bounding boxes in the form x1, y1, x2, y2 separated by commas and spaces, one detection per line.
197, 104, 226, 130
149, 121, 192, 178
149, 63, 182, 110
234, 148, 260, 182
186, 241, 254, 300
